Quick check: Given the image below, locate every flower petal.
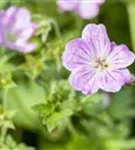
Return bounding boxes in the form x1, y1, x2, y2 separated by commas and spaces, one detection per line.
18, 22, 38, 41
62, 38, 92, 71
0, 17, 4, 45
77, 2, 99, 19
98, 0, 105, 5
69, 67, 99, 95
108, 44, 135, 69
57, 0, 78, 12
6, 6, 17, 17
12, 7, 31, 30
82, 24, 111, 58
17, 43, 37, 53
121, 69, 135, 84
98, 69, 132, 92
3, 7, 31, 29
4, 40, 37, 53
4, 6, 17, 25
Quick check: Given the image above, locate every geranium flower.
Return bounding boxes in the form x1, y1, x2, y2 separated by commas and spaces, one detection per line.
57, 0, 105, 19
0, 6, 37, 53
62, 24, 135, 94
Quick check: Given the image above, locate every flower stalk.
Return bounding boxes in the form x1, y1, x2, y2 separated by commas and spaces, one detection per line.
49, 19, 61, 38
127, 2, 135, 51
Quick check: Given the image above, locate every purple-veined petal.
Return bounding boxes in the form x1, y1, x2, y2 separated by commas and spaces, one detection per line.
16, 42, 37, 53
0, 10, 14, 31
108, 44, 135, 69
82, 24, 111, 58
4, 6, 17, 25
3, 7, 31, 30
0, 34, 3, 45
11, 7, 31, 30
0, 11, 7, 45
14, 38, 36, 52
4, 7, 29, 29
0, 22, 4, 45
122, 69, 135, 84
98, 69, 131, 92
17, 22, 38, 41
1, 39, 36, 53
77, 2, 100, 19
62, 38, 93, 71
6, 6, 17, 17
110, 41, 116, 49
69, 66, 99, 94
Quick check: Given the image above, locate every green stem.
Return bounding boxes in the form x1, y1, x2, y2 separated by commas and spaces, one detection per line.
3, 89, 8, 110
67, 119, 78, 137
75, 15, 84, 34
127, 2, 135, 51
0, 126, 7, 144
49, 19, 61, 38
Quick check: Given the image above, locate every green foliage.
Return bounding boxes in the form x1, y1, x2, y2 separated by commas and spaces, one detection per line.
33, 80, 104, 133
4, 81, 45, 130
0, 108, 34, 150
23, 54, 45, 79
0, 0, 135, 150
1, 135, 35, 150
33, 14, 52, 43
33, 80, 74, 132
0, 107, 15, 130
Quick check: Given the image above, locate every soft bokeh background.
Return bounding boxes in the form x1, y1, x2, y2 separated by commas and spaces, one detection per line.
1, 0, 135, 150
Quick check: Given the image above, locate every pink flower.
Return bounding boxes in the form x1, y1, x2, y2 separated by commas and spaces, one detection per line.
62, 24, 135, 95
0, 6, 37, 53
57, 0, 105, 19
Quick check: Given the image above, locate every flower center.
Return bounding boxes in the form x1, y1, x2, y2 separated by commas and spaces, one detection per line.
94, 58, 109, 71
4, 26, 17, 43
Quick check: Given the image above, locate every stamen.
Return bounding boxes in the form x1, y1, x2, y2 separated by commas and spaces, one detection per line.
94, 58, 108, 71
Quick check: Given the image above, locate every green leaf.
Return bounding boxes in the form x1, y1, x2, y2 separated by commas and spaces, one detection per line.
4, 81, 45, 130
105, 139, 135, 150
33, 103, 55, 118
23, 54, 45, 79
5, 135, 17, 149
16, 143, 35, 150
66, 133, 94, 150
110, 87, 134, 119
5, 135, 35, 150
45, 109, 73, 132
33, 103, 73, 132
0, 72, 16, 89
0, 108, 15, 130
